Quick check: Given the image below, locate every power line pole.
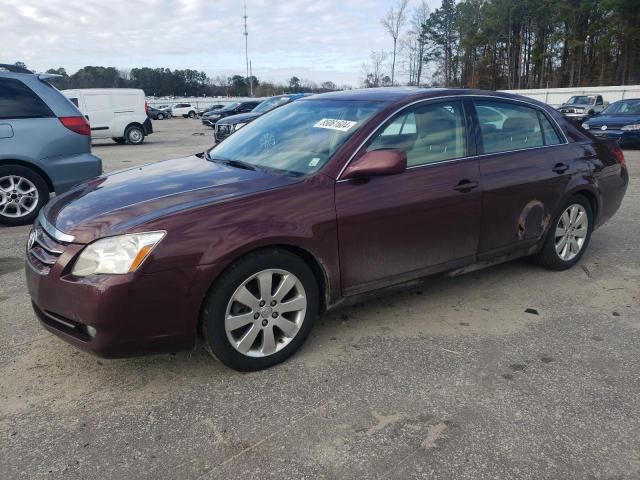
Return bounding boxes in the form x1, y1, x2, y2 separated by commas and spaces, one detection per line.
243, 2, 253, 97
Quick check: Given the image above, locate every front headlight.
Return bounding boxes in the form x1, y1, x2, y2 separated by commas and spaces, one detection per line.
233, 122, 247, 131
581, 123, 590, 130
72, 231, 166, 276
621, 123, 640, 131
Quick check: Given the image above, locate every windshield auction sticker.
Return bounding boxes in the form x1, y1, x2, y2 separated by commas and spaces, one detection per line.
313, 118, 357, 132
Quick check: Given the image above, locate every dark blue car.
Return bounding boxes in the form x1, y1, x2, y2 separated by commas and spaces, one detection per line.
582, 98, 640, 146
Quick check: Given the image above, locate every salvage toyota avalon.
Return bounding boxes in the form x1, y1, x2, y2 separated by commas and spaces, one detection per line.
25, 88, 628, 371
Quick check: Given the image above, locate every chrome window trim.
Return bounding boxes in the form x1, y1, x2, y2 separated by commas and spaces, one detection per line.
335, 94, 569, 181
38, 210, 74, 243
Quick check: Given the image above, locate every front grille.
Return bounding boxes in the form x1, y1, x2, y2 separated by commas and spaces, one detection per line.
26, 223, 67, 274
216, 124, 232, 140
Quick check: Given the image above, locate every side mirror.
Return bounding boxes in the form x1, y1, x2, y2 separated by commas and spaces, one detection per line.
342, 149, 407, 180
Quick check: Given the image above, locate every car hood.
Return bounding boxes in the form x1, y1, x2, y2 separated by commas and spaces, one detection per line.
43, 154, 297, 243
585, 114, 640, 128
217, 112, 262, 125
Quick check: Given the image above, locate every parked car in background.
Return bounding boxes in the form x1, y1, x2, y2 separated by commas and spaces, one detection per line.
63, 88, 152, 145
198, 104, 225, 117
156, 104, 173, 115
214, 93, 311, 142
0, 64, 102, 226
26, 88, 627, 371
581, 98, 640, 146
558, 95, 607, 121
172, 103, 199, 118
201, 101, 261, 128
147, 106, 171, 120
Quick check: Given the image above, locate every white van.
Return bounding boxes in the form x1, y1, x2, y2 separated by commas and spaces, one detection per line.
62, 88, 153, 145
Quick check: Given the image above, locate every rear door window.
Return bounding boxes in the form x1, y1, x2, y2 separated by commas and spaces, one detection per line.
0, 78, 54, 119
474, 100, 544, 154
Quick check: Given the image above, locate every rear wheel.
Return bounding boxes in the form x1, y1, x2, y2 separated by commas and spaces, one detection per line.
202, 249, 319, 371
125, 125, 145, 145
535, 195, 593, 270
157, 113, 164, 120
0, 165, 49, 226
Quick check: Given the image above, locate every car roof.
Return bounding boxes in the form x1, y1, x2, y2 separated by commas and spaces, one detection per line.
303, 87, 545, 104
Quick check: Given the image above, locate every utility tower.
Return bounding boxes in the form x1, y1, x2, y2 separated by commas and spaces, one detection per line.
243, 2, 252, 96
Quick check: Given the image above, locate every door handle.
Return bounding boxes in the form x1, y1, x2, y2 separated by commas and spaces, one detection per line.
453, 180, 479, 193
552, 163, 569, 174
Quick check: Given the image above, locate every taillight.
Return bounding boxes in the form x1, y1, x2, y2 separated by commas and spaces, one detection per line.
145, 101, 149, 115
59, 116, 91, 136
613, 144, 625, 166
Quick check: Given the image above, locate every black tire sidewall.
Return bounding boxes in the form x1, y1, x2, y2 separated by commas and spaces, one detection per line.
125, 126, 144, 145
539, 195, 593, 270
157, 113, 164, 120
0, 165, 49, 226
203, 250, 319, 371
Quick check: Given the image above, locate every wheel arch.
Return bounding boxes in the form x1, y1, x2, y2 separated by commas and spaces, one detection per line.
196, 243, 331, 338
0, 159, 54, 192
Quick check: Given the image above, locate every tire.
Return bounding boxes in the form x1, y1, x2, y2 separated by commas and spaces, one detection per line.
157, 113, 164, 120
188, 111, 196, 119
202, 249, 319, 371
112, 137, 126, 144
0, 165, 49, 226
167, 113, 172, 119
125, 125, 145, 145
534, 194, 593, 270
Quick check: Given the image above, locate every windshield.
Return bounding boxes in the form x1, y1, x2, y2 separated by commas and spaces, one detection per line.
219, 102, 240, 112
252, 96, 291, 114
566, 96, 593, 105
601, 100, 640, 115
207, 99, 384, 176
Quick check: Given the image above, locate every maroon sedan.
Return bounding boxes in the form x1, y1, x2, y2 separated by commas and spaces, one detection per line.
25, 88, 628, 371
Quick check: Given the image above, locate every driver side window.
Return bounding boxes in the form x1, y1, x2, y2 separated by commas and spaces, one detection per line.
366, 100, 468, 167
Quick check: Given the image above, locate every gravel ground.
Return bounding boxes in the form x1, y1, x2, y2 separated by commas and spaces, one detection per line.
1, 118, 639, 479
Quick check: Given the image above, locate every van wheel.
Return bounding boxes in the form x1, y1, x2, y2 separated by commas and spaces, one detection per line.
0, 165, 49, 226
125, 125, 145, 145
188, 111, 196, 119
202, 249, 319, 371
534, 195, 593, 271
112, 137, 126, 144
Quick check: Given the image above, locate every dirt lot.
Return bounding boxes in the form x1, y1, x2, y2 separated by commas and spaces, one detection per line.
1, 119, 639, 479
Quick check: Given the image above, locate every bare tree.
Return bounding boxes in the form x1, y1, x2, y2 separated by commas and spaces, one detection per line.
361, 50, 389, 88
381, 0, 409, 86
411, 0, 431, 86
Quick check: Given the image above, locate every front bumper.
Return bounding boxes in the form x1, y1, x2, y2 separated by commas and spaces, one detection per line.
24, 222, 219, 357
590, 129, 640, 145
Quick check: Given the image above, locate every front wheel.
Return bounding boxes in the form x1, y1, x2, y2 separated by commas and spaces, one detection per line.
188, 111, 196, 119
202, 250, 319, 371
534, 195, 593, 270
0, 165, 49, 226
125, 125, 145, 145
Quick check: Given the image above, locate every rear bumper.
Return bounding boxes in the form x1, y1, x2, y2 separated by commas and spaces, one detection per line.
44, 152, 103, 194
143, 117, 153, 135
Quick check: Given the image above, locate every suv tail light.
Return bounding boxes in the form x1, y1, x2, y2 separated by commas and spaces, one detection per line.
145, 101, 149, 115
612, 144, 625, 166
59, 116, 91, 136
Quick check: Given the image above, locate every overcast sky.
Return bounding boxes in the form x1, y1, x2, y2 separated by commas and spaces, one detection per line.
1, 0, 441, 86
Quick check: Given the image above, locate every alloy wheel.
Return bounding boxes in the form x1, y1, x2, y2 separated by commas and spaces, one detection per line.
224, 269, 307, 358
554, 203, 588, 261
0, 175, 39, 218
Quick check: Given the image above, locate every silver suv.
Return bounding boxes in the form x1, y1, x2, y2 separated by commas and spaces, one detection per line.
0, 64, 102, 226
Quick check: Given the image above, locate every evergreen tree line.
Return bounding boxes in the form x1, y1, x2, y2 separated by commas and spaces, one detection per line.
392, 0, 639, 89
